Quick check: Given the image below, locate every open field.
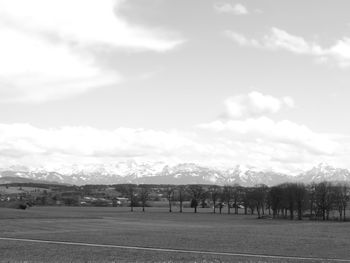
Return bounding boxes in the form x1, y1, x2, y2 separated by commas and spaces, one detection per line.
1, 207, 350, 262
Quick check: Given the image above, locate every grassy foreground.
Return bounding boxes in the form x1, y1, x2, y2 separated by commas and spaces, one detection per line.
0, 206, 349, 262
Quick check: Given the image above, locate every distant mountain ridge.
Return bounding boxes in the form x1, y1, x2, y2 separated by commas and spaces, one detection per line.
1, 162, 350, 186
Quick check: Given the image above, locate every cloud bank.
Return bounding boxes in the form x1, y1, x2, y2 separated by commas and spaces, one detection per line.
1, 91, 348, 174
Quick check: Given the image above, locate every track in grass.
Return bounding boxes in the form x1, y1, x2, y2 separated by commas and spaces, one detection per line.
0, 237, 349, 262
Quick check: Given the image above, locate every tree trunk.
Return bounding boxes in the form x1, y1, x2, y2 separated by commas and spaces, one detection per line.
322, 209, 326, 221
179, 200, 183, 213
310, 201, 314, 217
289, 202, 294, 220
194, 206, 197, 213
169, 200, 172, 212
256, 206, 261, 219
298, 206, 302, 220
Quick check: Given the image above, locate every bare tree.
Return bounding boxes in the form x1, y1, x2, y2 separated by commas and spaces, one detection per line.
165, 186, 175, 212
139, 185, 150, 212
333, 183, 349, 221
117, 184, 137, 212
209, 185, 221, 214
247, 185, 267, 218
294, 183, 307, 220
200, 190, 209, 208
232, 184, 241, 214
240, 188, 249, 215
269, 185, 284, 218
307, 182, 317, 219
175, 185, 186, 213
187, 185, 204, 213
284, 183, 296, 220
222, 185, 233, 214
315, 181, 334, 220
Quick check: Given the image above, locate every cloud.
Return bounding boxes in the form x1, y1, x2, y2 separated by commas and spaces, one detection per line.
0, 123, 206, 170
0, 26, 121, 103
0, 121, 349, 175
224, 31, 259, 46
0, 0, 184, 103
0, 0, 184, 52
198, 117, 338, 155
0, 124, 195, 158
214, 3, 249, 15
225, 27, 350, 67
194, 91, 350, 173
223, 91, 294, 118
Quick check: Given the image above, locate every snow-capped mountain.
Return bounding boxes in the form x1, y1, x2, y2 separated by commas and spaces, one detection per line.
296, 163, 350, 183
1, 162, 350, 186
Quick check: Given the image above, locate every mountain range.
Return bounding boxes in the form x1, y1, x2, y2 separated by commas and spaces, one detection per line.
1, 162, 350, 186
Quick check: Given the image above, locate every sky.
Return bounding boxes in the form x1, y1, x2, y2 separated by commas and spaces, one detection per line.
1, 0, 350, 174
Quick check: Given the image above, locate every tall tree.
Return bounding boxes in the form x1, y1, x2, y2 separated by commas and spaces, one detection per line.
307, 183, 317, 219
222, 185, 233, 214
176, 185, 186, 213
333, 183, 349, 221
247, 185, 267, 218
139, 185, 150, 212
165, 186, 175, 212
315, 182, 334, 220
209, 185, 221, 214
294, 183, 307, 220
115, 184, 137, 212
269, 185, 284, 218
187, 185, 204, 213
232, 184, 241, 214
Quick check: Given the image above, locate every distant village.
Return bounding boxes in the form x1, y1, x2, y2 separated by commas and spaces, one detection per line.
0, 183, 168, 208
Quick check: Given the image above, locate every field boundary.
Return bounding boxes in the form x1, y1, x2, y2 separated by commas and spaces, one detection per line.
0, 237, 349, 262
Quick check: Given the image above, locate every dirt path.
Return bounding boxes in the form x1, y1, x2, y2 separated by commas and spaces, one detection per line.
0, 236, 349, 262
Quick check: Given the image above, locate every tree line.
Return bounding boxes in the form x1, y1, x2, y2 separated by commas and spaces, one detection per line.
115, 181, 349, 221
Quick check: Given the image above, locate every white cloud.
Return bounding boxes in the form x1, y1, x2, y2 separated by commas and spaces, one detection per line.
225, 27, 350, 67
223, 31, 259, 46
263, 28, 322, 54
194, 91, 350, 173
0, 27, 121, 103
198, 117, 338, 155
0, 0, 183, 52
0, 0, 184, 103
0, 123, 204, 170
223, 91, 294, 118
214, 3, 249, 15
0, 121, 349, 175
0, 124, 194, 158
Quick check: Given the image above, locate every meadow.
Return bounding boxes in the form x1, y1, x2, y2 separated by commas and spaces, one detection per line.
0, 206, 350, 262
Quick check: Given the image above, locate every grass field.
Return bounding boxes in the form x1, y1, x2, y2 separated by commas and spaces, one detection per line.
0, 206, 350, 262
